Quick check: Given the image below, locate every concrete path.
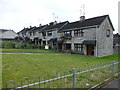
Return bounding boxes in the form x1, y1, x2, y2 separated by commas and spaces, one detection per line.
103, 77, 120, 89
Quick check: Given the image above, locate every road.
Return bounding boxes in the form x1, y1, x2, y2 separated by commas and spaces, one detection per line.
103, 77, 120, 89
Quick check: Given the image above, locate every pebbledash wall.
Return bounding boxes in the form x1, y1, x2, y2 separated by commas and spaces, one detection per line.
97, 17, 113, 57
64, 27, 97, 56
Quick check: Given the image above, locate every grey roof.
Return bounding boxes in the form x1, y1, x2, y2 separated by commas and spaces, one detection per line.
29, 25, 48, 33
59, 15, 114, 32
0, 29, 16, 33
0, 29, 9, 33
41, 21, 69, 32
18, 25, 48, 34
18, 27, 31, 34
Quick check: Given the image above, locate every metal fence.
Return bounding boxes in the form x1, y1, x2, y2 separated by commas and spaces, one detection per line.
6, 61, 119, 89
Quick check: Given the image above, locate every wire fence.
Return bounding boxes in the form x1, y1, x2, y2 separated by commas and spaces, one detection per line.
6, 61, 119, 89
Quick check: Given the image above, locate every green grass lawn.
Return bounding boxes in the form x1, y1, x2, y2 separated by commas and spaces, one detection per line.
2, 51, 119, 88
1, 49, 58, 53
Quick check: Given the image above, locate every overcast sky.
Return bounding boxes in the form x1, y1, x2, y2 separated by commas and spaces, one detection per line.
0, 0, 119, 33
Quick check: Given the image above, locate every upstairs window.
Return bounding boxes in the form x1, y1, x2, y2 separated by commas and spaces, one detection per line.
74, 29, 84, 36
47, 31, 52, 36
42, 32, 46, 36
33, 32, 35, 36
106, 30, 110, 37
29, 32, 32, 36
64, 31, 71, 36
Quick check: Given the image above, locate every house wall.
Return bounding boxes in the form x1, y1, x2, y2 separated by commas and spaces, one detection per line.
18, 32, 27, 40
18, 33, 23, 38
41, 29, 61, 45
64, 28, 96, 56
97, 17, 113, 57
65, 28, 96, 44
29, 33, 34, 40
26, 32, 30, 38
33, 32, 42, 39
113, 45, 120, 54
84, 28, 96, 39
46, 29, 61, 39
83, 45, 86, 55
43, 29, 60, 42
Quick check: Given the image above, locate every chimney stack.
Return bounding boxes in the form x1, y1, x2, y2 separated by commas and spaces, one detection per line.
80, 16, 85, 21
80, 4, 85, 21
39, 24, 42, 27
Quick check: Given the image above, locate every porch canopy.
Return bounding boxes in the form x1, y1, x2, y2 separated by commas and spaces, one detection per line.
82, 40, 96, 45
34, 38, 42, 41
56, 41, 63, 44
49, 38, 57, 42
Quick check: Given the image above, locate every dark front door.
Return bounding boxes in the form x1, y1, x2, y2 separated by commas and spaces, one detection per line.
87, 45, 94, 56
64, 44, 71, 50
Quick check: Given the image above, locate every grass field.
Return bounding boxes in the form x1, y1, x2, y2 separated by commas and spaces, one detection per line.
2, 49, 119, 88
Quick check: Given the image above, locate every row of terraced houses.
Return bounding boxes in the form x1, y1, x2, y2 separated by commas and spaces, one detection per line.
18, 15, 114, 57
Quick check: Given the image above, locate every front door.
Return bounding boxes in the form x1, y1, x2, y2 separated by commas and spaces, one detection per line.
87, 45, 94, 56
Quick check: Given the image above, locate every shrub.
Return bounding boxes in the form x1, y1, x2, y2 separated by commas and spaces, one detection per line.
2, 41, 44, 49
26, 44, 33, 49
26, 44, 40, 49
0, 41, 3, 48
33, 45, 39, 49
15, 43, 26, 49
39, 45, 45, 49
3, 42, 15, 48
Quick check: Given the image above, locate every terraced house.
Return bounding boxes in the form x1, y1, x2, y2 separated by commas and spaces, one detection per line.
18, 15, 114, 57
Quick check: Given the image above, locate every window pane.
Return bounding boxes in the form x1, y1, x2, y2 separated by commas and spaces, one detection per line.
74, 44, 83, 51
106, 30, 110, 37
74, 30, 84, 36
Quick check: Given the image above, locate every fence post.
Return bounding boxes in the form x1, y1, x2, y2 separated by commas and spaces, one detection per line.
6, 80, 16, 90
72, 68, 76, 88
44, 74, 46, 88
33, 75, 40, 88
112, 61, 115, 75
21, 77, 29, 89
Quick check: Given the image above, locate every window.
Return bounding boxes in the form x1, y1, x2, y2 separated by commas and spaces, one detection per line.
106, 30, 110, 37
74, 29, 84, 36
64, 31, 71, 36
64, 31, 72, 40
29, 32, 32, 36
33, 32, 35, 36
47, 31, 52, 36
42, 32, 46, 36
74, 44, 83, 51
